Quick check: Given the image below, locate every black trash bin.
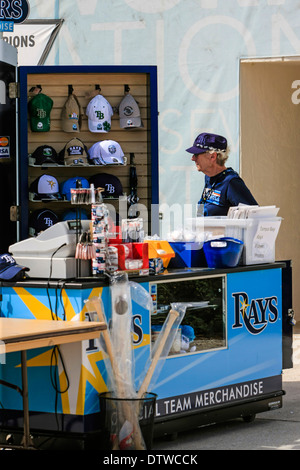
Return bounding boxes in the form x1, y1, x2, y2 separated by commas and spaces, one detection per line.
99, 392, 157, 450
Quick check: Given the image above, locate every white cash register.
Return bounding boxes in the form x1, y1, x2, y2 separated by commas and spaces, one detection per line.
9, 220, 91, 279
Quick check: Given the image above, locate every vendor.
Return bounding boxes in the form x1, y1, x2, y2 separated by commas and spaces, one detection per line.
186, 132, 258, 216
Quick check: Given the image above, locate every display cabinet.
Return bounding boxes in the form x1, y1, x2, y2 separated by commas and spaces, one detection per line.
17, 65, 159, 241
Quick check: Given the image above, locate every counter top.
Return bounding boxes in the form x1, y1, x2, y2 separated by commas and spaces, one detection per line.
0, 261, 287, 289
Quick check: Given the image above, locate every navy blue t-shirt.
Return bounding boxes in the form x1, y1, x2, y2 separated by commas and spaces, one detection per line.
198, 168, 258, 216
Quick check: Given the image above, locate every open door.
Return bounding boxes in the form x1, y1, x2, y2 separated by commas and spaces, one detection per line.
0, 40, 18, 252
240, 57, 298, 324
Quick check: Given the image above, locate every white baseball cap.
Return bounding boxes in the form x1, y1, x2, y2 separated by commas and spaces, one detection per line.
85, 94, 113, 133
118, 93, 143, 129
29, 174, 61, 201
88, 140, 125, 165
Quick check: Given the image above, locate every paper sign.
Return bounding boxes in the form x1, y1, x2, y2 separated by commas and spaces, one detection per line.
252, 220, 281, 261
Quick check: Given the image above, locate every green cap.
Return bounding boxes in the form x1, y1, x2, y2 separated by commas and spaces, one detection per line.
28, 93, 53, 132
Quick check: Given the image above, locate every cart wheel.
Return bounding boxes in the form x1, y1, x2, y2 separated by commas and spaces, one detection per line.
242, 414, 256, 423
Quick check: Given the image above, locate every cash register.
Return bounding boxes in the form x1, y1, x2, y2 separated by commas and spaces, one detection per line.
9, 220, 91, 279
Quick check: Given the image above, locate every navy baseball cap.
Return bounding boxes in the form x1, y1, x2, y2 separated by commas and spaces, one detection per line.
29, 209, 59, 236
0, 253, 29, 280
89, 173, 123, 198
186, 133, 227, 154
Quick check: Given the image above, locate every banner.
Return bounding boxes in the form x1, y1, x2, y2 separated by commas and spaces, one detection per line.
1, 19, 63, 65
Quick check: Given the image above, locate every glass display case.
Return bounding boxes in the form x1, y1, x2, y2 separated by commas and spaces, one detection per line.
149, 275, 226, 355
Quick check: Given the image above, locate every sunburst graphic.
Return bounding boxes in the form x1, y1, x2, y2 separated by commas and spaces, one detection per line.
13, 286, 109, 415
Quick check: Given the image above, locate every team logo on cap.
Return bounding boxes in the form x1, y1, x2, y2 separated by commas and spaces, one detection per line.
47, 178, 58, 190
37, 108, 47, 119
105, 183, 116, 194
0, 254, 14, 265
44, 216, 55, 227
123, 105, 134, 116
95, 111, 105, 120
43, 147, 54, 157
108, 145, 117, 154
69, 145, 83, 155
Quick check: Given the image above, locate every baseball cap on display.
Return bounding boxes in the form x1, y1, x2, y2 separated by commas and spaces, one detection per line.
62, 209, 89, 221
0, 253, 29, 280
61, 93, 82, 133
29, 174, 62, 201
85, 94, 114, 133
186, 133, 227, 154
89, 173, 123, 198
60, 176, 90, 201
88, 140, 125, 165
118, 93, 143, 129
29, 209, 59, 236
31, 145, 59, 165
28, 93, 53, 132
59, 138, 89, 166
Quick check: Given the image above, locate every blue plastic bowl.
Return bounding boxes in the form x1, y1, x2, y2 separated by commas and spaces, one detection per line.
203, 237, 244, 268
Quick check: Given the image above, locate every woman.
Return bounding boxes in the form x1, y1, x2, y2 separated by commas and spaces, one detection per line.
186, 132, 258, 216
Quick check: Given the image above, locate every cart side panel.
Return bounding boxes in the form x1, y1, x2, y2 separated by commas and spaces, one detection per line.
151, 268, 283, 421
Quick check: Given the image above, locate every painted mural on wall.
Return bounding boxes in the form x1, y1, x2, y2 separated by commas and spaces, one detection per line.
13, 0, 300, 234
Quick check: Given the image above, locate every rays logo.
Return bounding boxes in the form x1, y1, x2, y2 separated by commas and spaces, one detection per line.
232, 292, 279, 335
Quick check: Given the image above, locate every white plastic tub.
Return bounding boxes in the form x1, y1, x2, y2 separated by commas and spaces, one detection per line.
185, 216, 282, 265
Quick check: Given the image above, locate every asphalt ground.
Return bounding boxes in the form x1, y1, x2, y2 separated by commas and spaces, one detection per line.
152, 329, 300, 451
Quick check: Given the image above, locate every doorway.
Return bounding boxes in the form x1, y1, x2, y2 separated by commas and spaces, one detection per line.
240, 57, 300, 322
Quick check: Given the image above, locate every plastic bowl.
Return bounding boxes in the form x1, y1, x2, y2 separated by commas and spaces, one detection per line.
203, 237, 244, 268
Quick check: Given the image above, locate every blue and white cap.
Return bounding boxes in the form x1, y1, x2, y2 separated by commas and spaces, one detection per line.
0, 253, 29, 280
29, 174, 62, 201
88, 140, 125, 165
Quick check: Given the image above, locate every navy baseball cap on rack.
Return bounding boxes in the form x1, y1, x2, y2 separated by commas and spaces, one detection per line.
0, 253, 29, 280
89, 173, 123, 198
186, 133, 227, 154
29, 174, 62, 201
31, 145, 59, 165
29, 209, 59, 236
60, 176, 90, 201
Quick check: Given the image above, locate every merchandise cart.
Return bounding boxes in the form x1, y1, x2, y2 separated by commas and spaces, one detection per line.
0, 40, 294, 449
0, 261, 293, 448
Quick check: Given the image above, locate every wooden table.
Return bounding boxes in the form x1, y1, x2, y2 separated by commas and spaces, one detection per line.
0, 318, 106, 450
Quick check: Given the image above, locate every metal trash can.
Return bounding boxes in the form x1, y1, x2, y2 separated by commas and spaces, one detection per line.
99, 392, 157, 450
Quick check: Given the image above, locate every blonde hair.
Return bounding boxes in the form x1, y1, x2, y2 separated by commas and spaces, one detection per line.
209, 145, 230, 165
